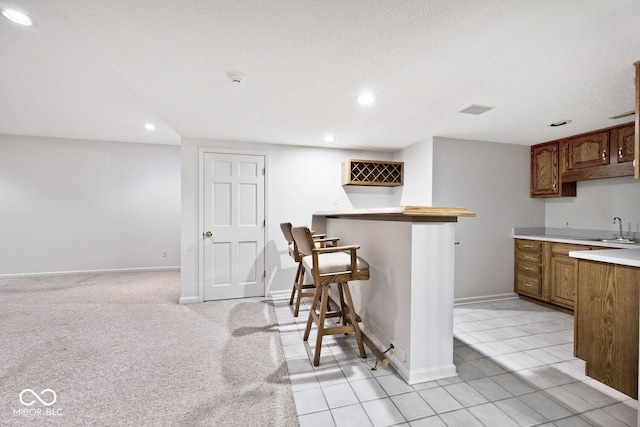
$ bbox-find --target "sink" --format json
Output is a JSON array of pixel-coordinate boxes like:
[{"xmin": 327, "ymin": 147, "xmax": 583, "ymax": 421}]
[{"xmin": 598, "ymin": 238, "xmax": 636, "ymax": 244}]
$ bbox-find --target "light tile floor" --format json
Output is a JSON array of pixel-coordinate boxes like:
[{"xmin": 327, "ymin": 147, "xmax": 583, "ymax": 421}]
[{"xmin": 273, "ymin": 297, "xmax": 638, "ymax": 427}]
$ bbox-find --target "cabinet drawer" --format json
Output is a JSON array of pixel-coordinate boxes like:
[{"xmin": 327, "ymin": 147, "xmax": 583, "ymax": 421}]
[
  {"xmin": 516, "ymin": 273, "xmax": 541, "ymax": 297},
  {"xmin": 517, "ymin": 261, "xmax": 541, "ymax": 275},
  {"xmin": 516, "ymin": 240, "xmax": 542, "ymax": 252},
  {"xmin": 551, "ymin": 243, "xmax": 589, "ymax": 256},
  {"xmin": 516, "ymin": 251, "xmax": 541, "ymax": 263}
]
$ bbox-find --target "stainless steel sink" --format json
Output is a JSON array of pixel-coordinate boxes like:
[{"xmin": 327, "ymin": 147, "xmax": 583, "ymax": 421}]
[{"xmin": 598, "ymin": 238, "xmax": 636, "ymax": 244}]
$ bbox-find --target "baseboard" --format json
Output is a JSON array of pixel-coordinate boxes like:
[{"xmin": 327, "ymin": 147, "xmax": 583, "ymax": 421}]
[
  {"xmin": 454, "ymin": 292, "xmax": 519, "ymax": 306},
  {"xmin": 0, "ymin": 266, "xmax": 181, "ymax": 279},
  {"xmin": 179, "ymin": 296, "xmax": 201, "ymax": 304},
  {"xmin": 269, "ymin": 290, "xmax": 291, "ymax": 301}
]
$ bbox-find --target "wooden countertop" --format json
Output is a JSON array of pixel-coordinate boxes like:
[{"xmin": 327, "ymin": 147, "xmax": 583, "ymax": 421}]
[{"xmin": 314, "ymin": 206, "xmax": 476, "ymax": 222}]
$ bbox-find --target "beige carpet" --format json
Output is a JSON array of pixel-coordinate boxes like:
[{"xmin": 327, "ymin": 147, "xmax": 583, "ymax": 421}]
[{"xmin": 0, "ymin": 271, "xmax": 298, "ymax": 426}]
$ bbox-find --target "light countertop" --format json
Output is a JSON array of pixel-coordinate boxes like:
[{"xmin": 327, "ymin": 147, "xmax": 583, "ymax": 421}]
[
  {"xmin": 512, "ymin": 234, "xmax": 640, "ymax": 249},
  {"xmin": 569, "ymin": 249, "xmax": 640, "ymax": 268}
]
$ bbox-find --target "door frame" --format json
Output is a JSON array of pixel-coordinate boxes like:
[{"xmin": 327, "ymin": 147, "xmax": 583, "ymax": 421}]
[{"xmin": 198, "ymin": 147, "xmax": 269, "ymax": 302}]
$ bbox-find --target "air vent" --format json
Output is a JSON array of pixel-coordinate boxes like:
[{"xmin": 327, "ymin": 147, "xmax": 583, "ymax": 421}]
[
  {"xmin": 609, "ymin": 110, "xmax": 635, "ymax": 120},
  {"xmin": 459, "ymin": 104, "xmax": 494, "ymax": 115}
]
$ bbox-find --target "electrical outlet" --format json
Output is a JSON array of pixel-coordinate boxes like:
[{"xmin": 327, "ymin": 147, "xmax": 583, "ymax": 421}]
[
  {"xmin": 162, "ymin": 251, "xmax": 168, "ymax": 258},
  {"xmin": 564, "ymin": 220, "xmax": 571, "ymax": 228}
]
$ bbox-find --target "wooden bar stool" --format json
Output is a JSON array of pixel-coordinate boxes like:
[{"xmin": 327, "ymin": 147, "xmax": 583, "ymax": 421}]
[
  {"xmin": 280, "ymin": 222, "xmax": 339, "ymax": 317},
  {"xmin": 291, "ymin": 226, "xmax": 370, "ymax": 366}
]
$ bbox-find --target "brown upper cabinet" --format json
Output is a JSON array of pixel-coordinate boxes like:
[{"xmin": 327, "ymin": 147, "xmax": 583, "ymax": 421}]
[
  {"xmin": 611, "ymin": 124, "xmax": 636, "ymax": 163},
  {"xmin": 531, "ymin": 142, "xmax": 576, "ymax": 197},
  {"xmin": 564, "ymin": 131, "xmax": 609, "ymax": 171},
  {"xmin": 635, "ymin": 60, "xmax": 639, "ymax": 179},
  {"xmin": 531, "ymin": 122, "xmax": 635, "ymax": 197}
]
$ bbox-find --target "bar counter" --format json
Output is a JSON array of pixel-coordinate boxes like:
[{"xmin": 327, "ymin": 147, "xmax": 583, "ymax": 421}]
[{"xmin": 313, "ymin": 206, "xmax": 475, "ymax": 384}]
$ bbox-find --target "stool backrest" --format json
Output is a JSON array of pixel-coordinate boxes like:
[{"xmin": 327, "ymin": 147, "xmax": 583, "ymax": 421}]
[
  {"xmin": 291, "ymin": 226, "xmax": 315, "ymax": 257},
  {"xmin": 279, "ymin": 222, "xmax": 294, "ymax": 243}
]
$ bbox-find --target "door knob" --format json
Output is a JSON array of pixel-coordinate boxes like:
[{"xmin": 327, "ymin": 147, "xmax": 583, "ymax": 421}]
[{"xmin": 203, "ymin": 231, "xmax": 213, "ymax": 238}]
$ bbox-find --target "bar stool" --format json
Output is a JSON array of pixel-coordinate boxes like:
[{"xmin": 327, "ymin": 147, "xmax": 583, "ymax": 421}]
[
  {"xmin": 280, "ymin": 223, "xmax": 339, "ymax": 317},
  {"xmin": 291, "ymin": 226, "xmax": 370, "ymax": 366}
]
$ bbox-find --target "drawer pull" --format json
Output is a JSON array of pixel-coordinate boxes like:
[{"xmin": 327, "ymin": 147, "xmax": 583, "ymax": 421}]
[
  {"xmin": 523, "ymin": 244, "xmax": 532, "ymax": 248},
  {"xmin": 525, "ymin": 283, "xmax": 532, "ymax": 287},
  {"xmin": 619, "ymin": 147, "xmax": 623, "ymax": 158},
  {"xmin": 524, "ymin": 267, "xmax": 532, "ymax": 271},
  {"xmin": 602, "ymin": 150, "xmax": 606, "ymax": 161}
]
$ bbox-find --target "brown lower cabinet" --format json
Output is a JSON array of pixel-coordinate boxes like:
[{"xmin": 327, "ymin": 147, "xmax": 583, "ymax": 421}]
[
  {"xmin": 514, "ymin": 239, "xmax": 609, "ymax": 311},
  {"xmin": 574, "ymin": 259, "xmax": 639, "ymax": 398}
]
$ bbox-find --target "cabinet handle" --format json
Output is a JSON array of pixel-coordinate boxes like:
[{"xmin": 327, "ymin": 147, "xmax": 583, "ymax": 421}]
[
  {"xmin": 601, "ymin": 150, "xmax": 606, "ymax": 161},
  {"xmin": 552, "ymin": 180, "xmax": 557, "ymax": 190},
  {"xmin": 619, "ymin": 147, "xmax": 623, "ymax": 158}
]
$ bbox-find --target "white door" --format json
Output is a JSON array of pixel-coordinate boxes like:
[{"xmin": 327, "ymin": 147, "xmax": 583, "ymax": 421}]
[{"xmin": 203, "ymin": 153, "xmax": 265, "ymax": 301}]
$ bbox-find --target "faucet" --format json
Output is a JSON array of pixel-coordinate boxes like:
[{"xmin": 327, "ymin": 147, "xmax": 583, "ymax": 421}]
[{"xmin": 612, "ymin": 217, "xmax": 623, "ymax": 239}]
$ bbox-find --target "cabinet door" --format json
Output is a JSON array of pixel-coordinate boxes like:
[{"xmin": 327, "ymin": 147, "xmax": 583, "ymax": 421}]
[
  {"xmin": 565, "ymin": 131, "xmax": 609, "ymax": 170},
  {"xmin": 575, "ymin": 260, "xmax": 639, "ymax": 398},
  {"xmin": 611, "ymin": 123, "xmax": 635, "ymax": 163},
  {"xmin": 531, "ymin": 143, "xmax": 559, "ymax": 196},
  {"xmin": 550, "ymin": 255, "xmax": 576, "ymax": 309}
]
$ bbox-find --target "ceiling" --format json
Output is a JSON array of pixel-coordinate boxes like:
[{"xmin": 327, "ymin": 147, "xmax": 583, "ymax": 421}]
[{"xmin": 1, "ymin": 1, "xmax": 639, "ymax": 150}]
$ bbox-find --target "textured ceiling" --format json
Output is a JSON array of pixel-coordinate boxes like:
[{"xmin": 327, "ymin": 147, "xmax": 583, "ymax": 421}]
[{"xmin": 0, "ymin": 0, "xmax": 639, "ymax": 149}]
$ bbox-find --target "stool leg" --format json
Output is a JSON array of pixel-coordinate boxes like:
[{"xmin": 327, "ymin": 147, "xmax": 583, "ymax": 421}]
[
  {"xmin": 342, "ymin": 282, "xmax": 366, "ymax": 359},
  {"xmin": 313, "ymin": 284, "xmax": 330, "ymax": 366},
  {"xmin": 303, "ymin": 282, "xmax": 322, "ymax": 341},
  {"xmin": 337, "ymin": 282, "xmax": 346, "ymax": 326},
  {"xmin": 289, "ymin": 262, "xmax": 302, "ymax": 306},
  {"xmin": 293, "ymin": 265, "xmax": 306, "ymax": 317}
]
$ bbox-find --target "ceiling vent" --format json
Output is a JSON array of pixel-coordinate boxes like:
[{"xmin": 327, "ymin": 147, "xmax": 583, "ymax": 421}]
[
  {"xmin": 226, "ymin": 71, "xmax": 246, "ymax": 85},
  {"xmin": 608, "ymin": 110, "xmax": 635, "ymax": 120},
  {"xmin": 459, "ymin": 104, "xmax": 494, "ymax": 115}
]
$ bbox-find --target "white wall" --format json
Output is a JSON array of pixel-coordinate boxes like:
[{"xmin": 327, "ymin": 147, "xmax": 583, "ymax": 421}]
[
  {"xmin": 545, "ymin": 176, "xmax": 640, "ymax": 237},
  {"xmin": 180, "ymin": 138, "xmax": 396, "ymax": 302},
  {"xmin": 392, "ymin": 139, "xmax": 433, "ymax": 206},
  {"xmin": 432, "ymin": 137, "xmax": 545, "ymax": 302},
  {"xmin": 0, "ymin": 134, "xmax": 181, "ymax": 275}
]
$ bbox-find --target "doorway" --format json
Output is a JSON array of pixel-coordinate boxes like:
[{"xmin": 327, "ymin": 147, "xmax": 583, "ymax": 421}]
[{"xmin": 201, "ymin": 152, "xmax": 266, "ymax": 300}]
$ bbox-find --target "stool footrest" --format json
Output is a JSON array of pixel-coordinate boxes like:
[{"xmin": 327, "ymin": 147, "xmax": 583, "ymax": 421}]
[{"xmin": 322, "ymin": 325, "xmax": 356, "ymax": 336}]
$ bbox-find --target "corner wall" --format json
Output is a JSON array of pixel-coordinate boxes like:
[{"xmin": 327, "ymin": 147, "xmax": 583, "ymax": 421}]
[
  {"xmin": 432, "ymin": 137, "xmax": 545, "ymax": 302},
  {"xmin": 392, "ymin": 139, "xmax": 433, "ymax": 206},
  {"xmin": 0, "ymin": 134, "xmax": 181, "ymax": 275},
  {"xmin": 180, "ymin": 138, "xmax": 396, "ymax": 303}
]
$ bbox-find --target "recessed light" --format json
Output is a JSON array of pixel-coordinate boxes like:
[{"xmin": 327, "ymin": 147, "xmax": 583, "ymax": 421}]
[
  {"xmin": 144, "ymin": 123, "xmax": 156, "ymax": 131},
  {"xmin": 357, "ymin": 92, "xmax": 377, "ymax": 106},
  {"xmin": 547, "ymin": 120, "xmax": 572, "ymax": 127},
  {"xmin": 2, "ymin": 8, "xmax": 33, "ymax": 26},
  {"xmin": 322, "ymin": 134, "xmax": 335, "ymax": 143}
]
